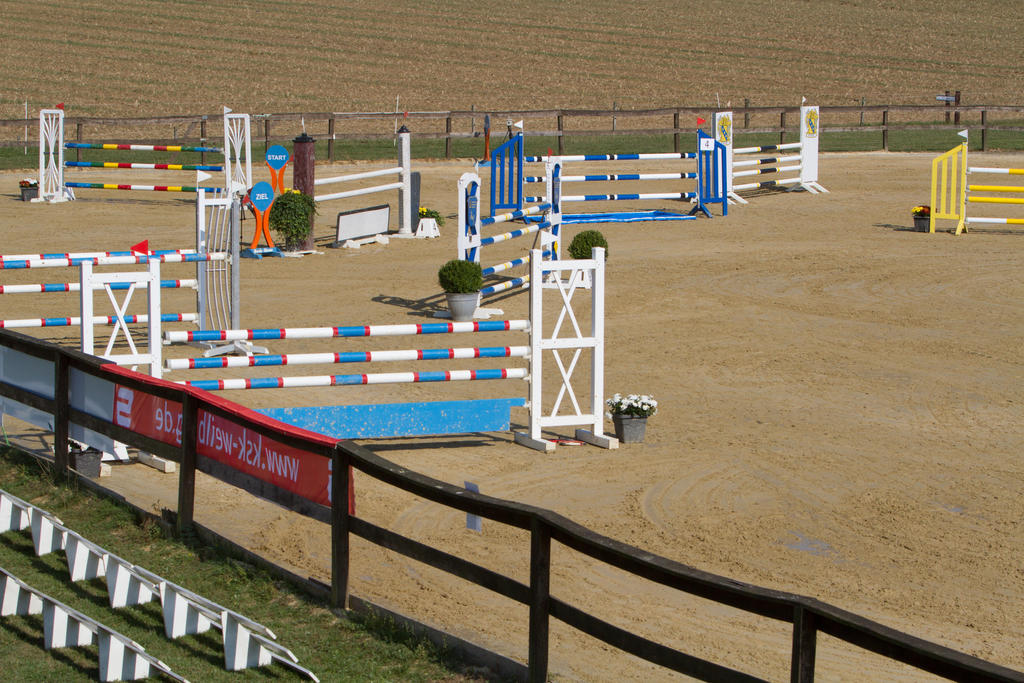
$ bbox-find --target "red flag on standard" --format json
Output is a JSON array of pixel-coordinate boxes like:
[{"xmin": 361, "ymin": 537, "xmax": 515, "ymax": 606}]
[
  {"xmin": 130, "ymin": 240, "xmax": 148, "ymax": 254},
  {"xmin": 696, "ymin": 117, "xmax": 706, "ymax": 125},
  {"xmin": 56, "ymin": 103, "xmax": 65, "ymax": 110}
]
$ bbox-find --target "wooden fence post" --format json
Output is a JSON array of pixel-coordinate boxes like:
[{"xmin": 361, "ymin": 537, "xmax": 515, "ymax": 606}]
[
  {"xmin": 328, "ymin": 116, "xmax": 335, "ymax": 162},
  {"xmin": 673, "ymin": 111, "xmax": 680, "ymax": 154},
  {"xmin": 981, "ymin": 110, "xmax": 987, "ymax": 151},
  {"xmin": 527, "ymin": 518, "xmax": 551, "ymax": 682},
  {"xmin": 791, "ymin": 605, "xmax": 817, "ymax": 682},
  {"xmin": 76, "ymin": 122, "xmax": 82, "ymax": 162},
  {"xmin": 200, "ymin": 117, "xmax": 207, "ymax": 165},
  {"xmin": 264, "ymin": 118, "xmax": 270, "ymax": 152},
  {"xmin": 882, "ymin": 109, "xmax": 889, "ymax": 151},
  {"xmin": 744, "ymin": 99, "xmax": 750, "ymax": 128},
  {"xmin": 557, "ymin": 114, "xmax": 564, "ymax": 155},
  {"xmin": 780, "ymin": 111, "xmax": 787, "ymax": 144},
  {"xmin": 445, "ymin": 114, "xmax": 452, "ymax": 159},
  {"xmin": 331, "ymin": 445, "xmax": 351, "ymax": 609},
  {"xmin": 176, "ymin": 392, "xmax": 198, "ymax": 535}
]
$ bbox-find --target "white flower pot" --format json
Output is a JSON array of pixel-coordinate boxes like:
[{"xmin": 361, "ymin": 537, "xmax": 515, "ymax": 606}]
[{"xmin": 445, "ymin": 292, "xmax": 480, "ymax": 322}]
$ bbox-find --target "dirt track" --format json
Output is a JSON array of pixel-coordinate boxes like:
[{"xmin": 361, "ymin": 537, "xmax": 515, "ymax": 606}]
[{"xmin": 2, "ymin": 152, "xmax": 1022, "ymax": 681}]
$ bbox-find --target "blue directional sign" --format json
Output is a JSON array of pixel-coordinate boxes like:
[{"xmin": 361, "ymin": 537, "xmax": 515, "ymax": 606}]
[
  {"xmin": 249, "ymin": 181, "xmax": 274, "ymax": 212},
  {"xmin": 266, "ymin": 144, "xmax": 290, "ymax": 170}
]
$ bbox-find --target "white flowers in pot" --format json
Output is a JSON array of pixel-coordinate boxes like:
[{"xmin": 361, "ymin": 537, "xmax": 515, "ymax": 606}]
[{"xmin": 605, "ymin": 393, "xmax": 658, "ymax": 418}]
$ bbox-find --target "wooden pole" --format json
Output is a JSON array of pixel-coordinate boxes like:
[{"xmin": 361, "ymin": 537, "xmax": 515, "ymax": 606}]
[
  {"xmin": 445, "ymin": 115, "xmax": 452, "ymax": 159},
  {"xmin": 527, "ymin": 518, "xmax": 551, "ymax": 681},
  {"xmin": 327, "ymin": 116, "xmax": 335, "ymax": 162},
  {"xmin": 176, "ymin": 392, "xmax": 198, "ymax": 535},
  {"xmin": 791, "ymin": 606, "xmax": 818, "ymax": 682},
  {"xmin": 330, "ymin": 446, "xmax": 352, "ymax": 609},
  {"xmin": 293, "ymin": 132, "xmax": 316, "ymax": 251}
]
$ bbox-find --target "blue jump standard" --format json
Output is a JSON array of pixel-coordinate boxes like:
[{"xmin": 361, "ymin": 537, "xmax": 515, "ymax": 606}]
[{"xmin": 258, "ymin": 398, "xmax": 526, "ymax": 440}]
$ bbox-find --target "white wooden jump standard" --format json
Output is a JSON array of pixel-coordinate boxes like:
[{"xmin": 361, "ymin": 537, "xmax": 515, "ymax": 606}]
[
  {"xmin": 713, "ymin": 105, "xmax": 827, "ymax": 204},
  {"xmin": 80, "ymin": 260, "xmax": 164, "ymax": 379},
  {"xmin": 516, "ymin": 247, "xmax": 614, "ymax": 452}
]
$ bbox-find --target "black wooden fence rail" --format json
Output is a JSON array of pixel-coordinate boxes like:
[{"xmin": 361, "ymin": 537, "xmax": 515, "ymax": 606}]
[
  {"xmin": 1, "ymin": 328, "xmax": 1021, "ymax": 683},
  {"xmin": 2, "ymin": 105, "xmax": 1023, "ymax": 159}
]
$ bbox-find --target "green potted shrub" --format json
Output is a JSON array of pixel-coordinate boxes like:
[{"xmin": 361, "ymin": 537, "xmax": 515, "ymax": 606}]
[
  {"xmin": 268, "ymin": 189, "xmax": 318, "ymax": 251},
  {"xmin": 567, "ymin": 229, "xmax": 609, "ymax": 260},
  {"xmin": 438, "ymin": 259, "xmax": 483, "ymax": 322}
]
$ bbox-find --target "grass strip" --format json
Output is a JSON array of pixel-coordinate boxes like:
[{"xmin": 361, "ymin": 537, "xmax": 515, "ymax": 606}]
[{"xmin": 0, "ymin": 445, "xmax": 485, "ymax": 682}]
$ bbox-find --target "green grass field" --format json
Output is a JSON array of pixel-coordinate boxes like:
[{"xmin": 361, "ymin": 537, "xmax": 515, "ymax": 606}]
[{"xmin": 0, "ymin": 447, "xmax": 482, "ymax": 682}]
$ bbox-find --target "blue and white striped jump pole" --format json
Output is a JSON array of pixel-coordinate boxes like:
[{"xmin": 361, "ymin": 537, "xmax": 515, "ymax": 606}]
[
  {"xmin": 180, "ymin": 367, "xmax": 529, "ymax": 392},
  {"xmin": 165, "ymin": 345, "xmax": 530, "ymax": 371},
  {"xmin": 164, "ymin": 319, "xmax": 529, "ymax": 344}
]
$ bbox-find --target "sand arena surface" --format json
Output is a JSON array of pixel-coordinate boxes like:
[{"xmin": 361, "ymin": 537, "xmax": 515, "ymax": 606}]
[{"xmin": 1, "ymin": 152, "xmax": 1022, "ymax": 681}]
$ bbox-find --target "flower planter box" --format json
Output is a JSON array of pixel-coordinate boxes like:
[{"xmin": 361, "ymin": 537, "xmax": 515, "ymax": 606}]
[{"xmin": 20, "ymin": 186, "xmax": 38, "ymax": 201}]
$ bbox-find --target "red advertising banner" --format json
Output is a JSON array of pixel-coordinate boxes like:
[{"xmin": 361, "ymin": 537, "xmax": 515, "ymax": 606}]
[{"xmin": 113, "ymin": 385, "xmax": 334, "ymax": 507}]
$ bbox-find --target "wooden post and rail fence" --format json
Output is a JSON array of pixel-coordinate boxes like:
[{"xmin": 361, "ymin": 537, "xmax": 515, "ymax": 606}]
[
  {"xmin": 0, "ymin": 328, "xmax": 1021, "ymax": 682},
  {"xmin": 2, "ymin": 103, "xmax": 1023, "ymax": 165}
]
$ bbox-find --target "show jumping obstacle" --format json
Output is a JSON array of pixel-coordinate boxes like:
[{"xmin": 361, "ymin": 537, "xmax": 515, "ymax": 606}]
[
  {"xmin": 0, "ymin": 190, "xmax": 241, "ymax": 352},
  {"xmin": 930, "ymin": 135, "xmax": 1024, "ymax": 234},
  {"xmin": 35, "ymin": 108, "xmax": 252, "ymax": 202},
  {"xmin": 310, "ymin": 126, "xmax": 415, "ymax": 236},
  {"xmin": 491, "ymin": 130, "xmax": 728, "ymax": 224},
  {"xmin": 713, "ymin": 105, "xmax": 827, "ymax": 203},
  {"xmin": 458, "ymin": 154, "xmax": 563, "ymax": 299},
  {"xmin": 156, "ymin": 249, "xmax": 614, "ymax": 452}
]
